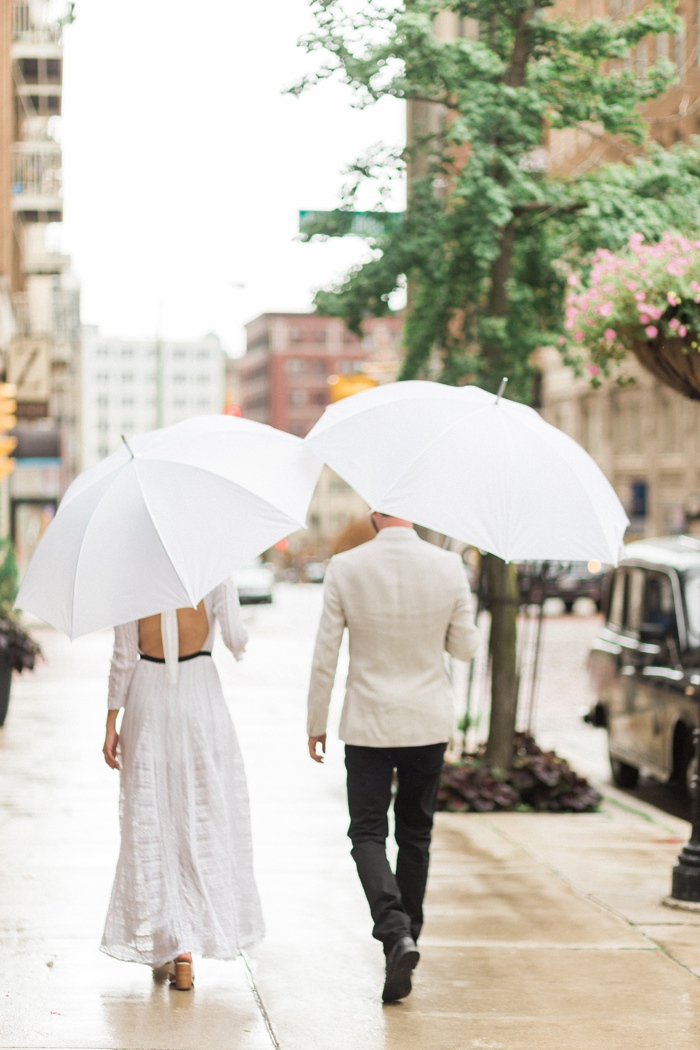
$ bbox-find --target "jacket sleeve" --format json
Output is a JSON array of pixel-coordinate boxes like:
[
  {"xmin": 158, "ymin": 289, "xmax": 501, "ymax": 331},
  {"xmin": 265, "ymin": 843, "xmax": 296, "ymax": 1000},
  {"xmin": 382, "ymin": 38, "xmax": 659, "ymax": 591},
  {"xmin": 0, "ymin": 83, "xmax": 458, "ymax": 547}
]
[
  {"xmin": 445, "ymin": 558, "xmax": 480, "ymax": 663},
  {"xmin": 212, "ymin": 578, "xmax": 249, "ymax": 660},
  {"xmin": 307, "ymin": 560, "xmax": 346, "ymax": 737},
  {"xmin": 107, "ymin": 622, "xmax": 139, "ymax": 710}
]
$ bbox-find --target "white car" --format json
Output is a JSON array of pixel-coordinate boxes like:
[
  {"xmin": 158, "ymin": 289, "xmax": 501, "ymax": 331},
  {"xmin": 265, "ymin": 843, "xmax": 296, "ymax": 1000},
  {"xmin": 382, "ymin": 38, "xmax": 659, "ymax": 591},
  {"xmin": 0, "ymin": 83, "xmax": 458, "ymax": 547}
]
[{"xmin": 232, "ymin": 559, "xmax": 275, "ymax": 604}]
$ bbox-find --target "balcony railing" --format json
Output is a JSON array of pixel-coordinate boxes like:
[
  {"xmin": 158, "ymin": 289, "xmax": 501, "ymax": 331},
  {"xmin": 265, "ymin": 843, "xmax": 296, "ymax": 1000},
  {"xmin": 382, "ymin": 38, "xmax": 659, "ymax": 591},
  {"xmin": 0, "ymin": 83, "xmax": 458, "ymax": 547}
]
[
  {"xmin": 11, "ymin": 144, "xmax": 62, "ymax": 206},
  {"xmin": 13, "ymin": 3, "xmax": 61, "ymax": 43}
]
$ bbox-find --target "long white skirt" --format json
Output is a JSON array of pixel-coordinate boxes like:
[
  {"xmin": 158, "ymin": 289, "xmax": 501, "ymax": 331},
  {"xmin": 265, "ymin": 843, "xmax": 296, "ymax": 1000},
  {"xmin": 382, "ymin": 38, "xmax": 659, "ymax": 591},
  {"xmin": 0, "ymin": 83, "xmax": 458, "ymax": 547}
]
[{"xmin": 101, "ymin": 656, "xmax": 265, "ymax": 966}]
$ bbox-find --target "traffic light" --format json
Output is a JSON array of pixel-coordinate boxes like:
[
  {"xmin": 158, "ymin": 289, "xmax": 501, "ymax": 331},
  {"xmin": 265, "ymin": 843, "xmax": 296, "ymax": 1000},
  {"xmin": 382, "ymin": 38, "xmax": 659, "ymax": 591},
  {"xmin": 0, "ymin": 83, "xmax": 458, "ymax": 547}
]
[
  {"xmin": 327, "ymin": 373, "xmax": 377, "ymax": 403},
  {"xmin": 0, "ymin": 383, "xmax": 17, "ymax": 481}
]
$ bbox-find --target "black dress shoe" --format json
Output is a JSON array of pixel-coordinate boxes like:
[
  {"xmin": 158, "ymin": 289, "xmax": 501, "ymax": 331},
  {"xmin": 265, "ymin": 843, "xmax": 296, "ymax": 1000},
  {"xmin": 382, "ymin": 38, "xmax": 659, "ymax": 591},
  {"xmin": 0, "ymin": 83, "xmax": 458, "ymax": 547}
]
[{"xmin": 382, "ymin": 936, "xmax": 420, "ymax": 1003}]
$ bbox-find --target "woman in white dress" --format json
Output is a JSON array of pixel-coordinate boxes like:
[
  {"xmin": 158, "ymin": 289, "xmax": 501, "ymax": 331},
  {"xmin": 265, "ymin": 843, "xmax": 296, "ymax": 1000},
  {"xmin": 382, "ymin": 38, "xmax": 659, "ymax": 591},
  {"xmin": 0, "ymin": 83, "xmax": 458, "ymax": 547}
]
[{"xmin": 100, "ymin": 577, "xmax": 264, "ymax": 989}]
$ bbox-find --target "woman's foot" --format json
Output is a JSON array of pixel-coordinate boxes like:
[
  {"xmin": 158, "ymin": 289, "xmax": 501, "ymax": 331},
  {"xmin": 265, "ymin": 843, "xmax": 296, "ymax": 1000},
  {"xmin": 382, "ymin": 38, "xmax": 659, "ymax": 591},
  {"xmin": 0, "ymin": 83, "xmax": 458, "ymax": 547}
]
[{"xmin": 169, "ymin": 953, "xmax": 193, "ymax": 991}]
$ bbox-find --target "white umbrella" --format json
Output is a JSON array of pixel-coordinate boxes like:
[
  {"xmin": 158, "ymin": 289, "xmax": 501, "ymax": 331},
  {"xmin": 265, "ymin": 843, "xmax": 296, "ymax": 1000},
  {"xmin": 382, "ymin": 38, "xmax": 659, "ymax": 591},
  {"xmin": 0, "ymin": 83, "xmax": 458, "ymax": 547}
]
[
  {"xmin": 305, "ymin": 381, "xmax": 628, "ymax": 563},
  {"xmin": 17, "ymin": 415, "xmax": 322, "ymax": 638}
]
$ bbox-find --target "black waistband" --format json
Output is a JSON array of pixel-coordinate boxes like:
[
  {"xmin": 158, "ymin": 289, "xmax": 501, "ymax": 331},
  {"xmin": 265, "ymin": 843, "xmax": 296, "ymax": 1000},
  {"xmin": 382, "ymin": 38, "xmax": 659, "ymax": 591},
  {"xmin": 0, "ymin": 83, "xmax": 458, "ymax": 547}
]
[{"xmin": 138, "ymin": 650, "xmax": 212, "ymax": 664}]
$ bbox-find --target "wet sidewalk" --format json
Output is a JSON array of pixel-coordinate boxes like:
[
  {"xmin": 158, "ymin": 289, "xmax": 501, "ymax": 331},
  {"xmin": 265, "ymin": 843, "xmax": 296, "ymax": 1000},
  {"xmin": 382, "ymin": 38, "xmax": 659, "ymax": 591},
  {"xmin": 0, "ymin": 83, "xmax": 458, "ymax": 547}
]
[{"xmin": 2, "ymin": 587, "xmax": 700, "ymax": 1049}]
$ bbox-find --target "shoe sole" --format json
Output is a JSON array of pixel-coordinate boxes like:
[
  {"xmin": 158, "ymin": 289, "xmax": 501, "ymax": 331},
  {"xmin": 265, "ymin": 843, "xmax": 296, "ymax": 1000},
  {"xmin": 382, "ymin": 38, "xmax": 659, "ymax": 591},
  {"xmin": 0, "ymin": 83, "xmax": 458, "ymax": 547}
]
[{"xmin": 382, "ymin": 948, "xmax": 420, "ymax": 1003}]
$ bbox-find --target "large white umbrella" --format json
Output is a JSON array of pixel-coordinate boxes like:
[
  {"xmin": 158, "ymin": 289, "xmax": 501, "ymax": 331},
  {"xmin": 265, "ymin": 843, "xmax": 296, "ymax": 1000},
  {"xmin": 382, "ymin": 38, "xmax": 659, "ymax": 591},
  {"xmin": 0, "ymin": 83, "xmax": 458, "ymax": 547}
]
[
  {"xmin": 305, "ymin": 381, "xmax": 628, "ymax": 563},
  {"xmin": 17, "ymin": 415, "xmax": 322, "ymax": 638}
]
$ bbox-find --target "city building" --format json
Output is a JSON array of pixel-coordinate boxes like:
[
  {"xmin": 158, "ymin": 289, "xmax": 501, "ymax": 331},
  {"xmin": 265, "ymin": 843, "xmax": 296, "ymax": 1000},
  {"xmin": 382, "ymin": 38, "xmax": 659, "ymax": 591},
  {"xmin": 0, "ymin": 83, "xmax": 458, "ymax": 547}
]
[
  {"xmin": 0, "ymin": 0, "xmax": 82, "ymax": 562},
  {"xmin": 80, "ymin": 331, "xmax": 225, "ymax": 470},
  {"xmin": 536, "ymin": 347, "xmax": 700, "ymax": 542},
  {"xmin": 232, "ymin": 312, "xmax": 402, "ymax": 552},
  {"xmin": 234, "ymin": 312, "xmax": 403, "ymax": 437}
]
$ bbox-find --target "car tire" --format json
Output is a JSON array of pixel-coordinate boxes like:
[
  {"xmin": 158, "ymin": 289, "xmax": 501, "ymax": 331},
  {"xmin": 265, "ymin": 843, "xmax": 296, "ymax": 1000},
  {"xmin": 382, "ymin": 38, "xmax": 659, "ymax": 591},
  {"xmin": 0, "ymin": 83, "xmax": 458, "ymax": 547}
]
[
  {"xmin": 609, "ymin": 754, "xmax": 639, "ymax": 789},
  {"xmin": 563, "ymin": 601, "xmax": 575, "ymax": 615}
]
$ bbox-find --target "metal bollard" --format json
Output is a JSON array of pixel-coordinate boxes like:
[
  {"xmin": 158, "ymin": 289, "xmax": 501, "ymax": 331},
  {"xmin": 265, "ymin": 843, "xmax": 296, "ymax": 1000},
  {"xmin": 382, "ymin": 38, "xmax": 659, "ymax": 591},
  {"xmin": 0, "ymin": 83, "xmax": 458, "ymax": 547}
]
[{"xmin": 671, "ymin": 727, "xmax": 700, "ymax": 902}]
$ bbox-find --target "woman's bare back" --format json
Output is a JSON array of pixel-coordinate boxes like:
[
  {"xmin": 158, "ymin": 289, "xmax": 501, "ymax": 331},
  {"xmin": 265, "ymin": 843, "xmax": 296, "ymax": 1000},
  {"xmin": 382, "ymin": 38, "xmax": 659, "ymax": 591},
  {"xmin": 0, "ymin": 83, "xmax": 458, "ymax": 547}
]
[{"xmin": 138, "ymin": 602, "xmax": 210, "ymax": 658}]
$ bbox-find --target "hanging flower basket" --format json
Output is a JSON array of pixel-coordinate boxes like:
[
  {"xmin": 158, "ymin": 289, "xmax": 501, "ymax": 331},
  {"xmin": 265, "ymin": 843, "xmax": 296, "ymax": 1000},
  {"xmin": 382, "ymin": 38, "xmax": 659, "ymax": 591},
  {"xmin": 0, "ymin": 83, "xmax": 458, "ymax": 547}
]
[
  {"xmin": 562, "ymin": 232, "xmax": 700, "ymax": 396},
  {"xmin": 631, "ymin": 335, "xmax": 700, "ymax": 400}
]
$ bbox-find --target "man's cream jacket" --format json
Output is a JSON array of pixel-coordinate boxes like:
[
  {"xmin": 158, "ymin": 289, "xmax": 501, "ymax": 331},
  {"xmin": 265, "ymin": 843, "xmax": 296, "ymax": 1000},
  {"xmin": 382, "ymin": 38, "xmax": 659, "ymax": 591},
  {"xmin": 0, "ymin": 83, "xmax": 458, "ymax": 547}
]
[{"xmin": 307, "ymin": 527, "xmax": 480, "ymax": 748}]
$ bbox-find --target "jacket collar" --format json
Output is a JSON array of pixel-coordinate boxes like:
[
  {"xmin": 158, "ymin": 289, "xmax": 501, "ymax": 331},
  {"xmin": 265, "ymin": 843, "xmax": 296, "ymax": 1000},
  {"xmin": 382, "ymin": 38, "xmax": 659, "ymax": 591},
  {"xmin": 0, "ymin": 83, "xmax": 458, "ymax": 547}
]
[{"xmin": 374, "ymin": 526, "xmax": 418, "ymax": 541}]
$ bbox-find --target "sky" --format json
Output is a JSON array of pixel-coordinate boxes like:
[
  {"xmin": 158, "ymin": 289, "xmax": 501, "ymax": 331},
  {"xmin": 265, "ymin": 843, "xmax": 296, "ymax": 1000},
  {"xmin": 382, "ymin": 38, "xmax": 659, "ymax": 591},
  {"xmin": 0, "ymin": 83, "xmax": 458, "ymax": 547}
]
[{"xmin": 59, "ymin": 0, "xmax": 406, "ymax": 356}]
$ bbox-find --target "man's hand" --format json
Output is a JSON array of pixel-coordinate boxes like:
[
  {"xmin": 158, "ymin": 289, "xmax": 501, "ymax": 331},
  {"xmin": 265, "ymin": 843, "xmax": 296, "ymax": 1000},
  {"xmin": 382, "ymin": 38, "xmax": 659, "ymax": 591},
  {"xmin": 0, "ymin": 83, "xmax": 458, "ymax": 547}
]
[{"xmin": 308, "ymin": 734, "xmax": 327, "ymax": 763}]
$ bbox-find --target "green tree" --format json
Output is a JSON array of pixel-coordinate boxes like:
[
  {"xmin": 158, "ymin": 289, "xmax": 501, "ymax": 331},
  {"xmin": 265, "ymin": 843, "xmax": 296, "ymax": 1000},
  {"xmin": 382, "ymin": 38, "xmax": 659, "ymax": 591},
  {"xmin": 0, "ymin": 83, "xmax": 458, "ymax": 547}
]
[{"xmin": 296, "ymin": 0, "xmax": 680, "ymax": 771}]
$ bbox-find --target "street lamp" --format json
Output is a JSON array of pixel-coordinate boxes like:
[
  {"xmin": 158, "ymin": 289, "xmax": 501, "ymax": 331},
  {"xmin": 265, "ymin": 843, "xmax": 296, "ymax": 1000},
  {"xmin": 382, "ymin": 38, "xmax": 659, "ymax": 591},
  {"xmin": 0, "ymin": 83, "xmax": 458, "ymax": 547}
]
[{"xmin": 669, "ymin": 727, "xmax": 700, "ymax": 903}]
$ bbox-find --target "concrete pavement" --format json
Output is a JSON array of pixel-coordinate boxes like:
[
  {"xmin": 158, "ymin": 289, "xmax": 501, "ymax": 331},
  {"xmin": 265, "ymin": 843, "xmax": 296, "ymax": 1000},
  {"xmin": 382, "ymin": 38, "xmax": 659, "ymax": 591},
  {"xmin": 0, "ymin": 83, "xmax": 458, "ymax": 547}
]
[{"xmin": 1, "ymin": 584, "xmax": 700, "ymax": 1048}]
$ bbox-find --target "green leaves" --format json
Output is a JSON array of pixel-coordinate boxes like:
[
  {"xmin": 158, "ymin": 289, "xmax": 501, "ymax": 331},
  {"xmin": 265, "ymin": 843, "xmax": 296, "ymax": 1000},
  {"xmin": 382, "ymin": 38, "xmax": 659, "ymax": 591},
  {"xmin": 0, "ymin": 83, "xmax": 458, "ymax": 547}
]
[{"xmin": 300, "ymin": 0, "xmax": 687, "ymax": 400}]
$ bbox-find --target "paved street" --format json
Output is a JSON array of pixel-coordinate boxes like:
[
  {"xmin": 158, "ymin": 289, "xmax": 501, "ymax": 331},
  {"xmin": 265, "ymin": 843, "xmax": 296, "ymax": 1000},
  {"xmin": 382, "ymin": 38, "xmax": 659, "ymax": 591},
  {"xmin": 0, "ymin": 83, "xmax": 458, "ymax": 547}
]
[{"xmin": 2, "ymin": 582, "xmax": 700, "ymax": 1049}]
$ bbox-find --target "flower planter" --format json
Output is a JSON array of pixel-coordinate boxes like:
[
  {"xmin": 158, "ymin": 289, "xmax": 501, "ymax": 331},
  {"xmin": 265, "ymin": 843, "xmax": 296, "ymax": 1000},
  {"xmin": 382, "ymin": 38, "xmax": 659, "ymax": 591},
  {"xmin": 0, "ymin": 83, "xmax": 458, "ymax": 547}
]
[
  {"xmin": 632, "ymin": 337, "xmax": 700, "ymax": 401},
  {"xmin": 0, "ymin": 654, "xmax": 12, "ymax": 727}
]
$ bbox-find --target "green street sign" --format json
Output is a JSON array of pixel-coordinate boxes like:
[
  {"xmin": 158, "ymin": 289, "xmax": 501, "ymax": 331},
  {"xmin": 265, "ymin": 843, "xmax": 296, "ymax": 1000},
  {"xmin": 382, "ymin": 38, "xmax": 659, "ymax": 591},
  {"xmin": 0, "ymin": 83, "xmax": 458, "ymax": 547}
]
[{"xmin": 299, "ymin": 210, "xmax": 404, "ymax": 239}]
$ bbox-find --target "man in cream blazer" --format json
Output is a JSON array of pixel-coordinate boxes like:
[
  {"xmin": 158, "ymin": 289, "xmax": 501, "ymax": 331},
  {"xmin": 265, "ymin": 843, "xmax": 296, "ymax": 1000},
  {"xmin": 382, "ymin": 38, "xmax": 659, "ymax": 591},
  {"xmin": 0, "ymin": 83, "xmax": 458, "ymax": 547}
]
[{"xmin": 307, "ymin": 512, "xmax": 480, "ymax": 1002}]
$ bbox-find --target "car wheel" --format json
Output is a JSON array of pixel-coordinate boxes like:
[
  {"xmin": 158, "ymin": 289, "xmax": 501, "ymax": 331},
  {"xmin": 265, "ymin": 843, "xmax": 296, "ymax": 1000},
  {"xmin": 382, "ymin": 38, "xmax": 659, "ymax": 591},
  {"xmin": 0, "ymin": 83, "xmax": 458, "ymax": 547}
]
[
  {"xmin": 563, "ymin": 601, "xmax": 575, "ymax": 615},
  {"xmin": 609, "ymin": 753, "xmax": 639, "ymax": 789},
  {"xmin": 594, "ymin": 599, "xmax": 603, "ymax": 612}
]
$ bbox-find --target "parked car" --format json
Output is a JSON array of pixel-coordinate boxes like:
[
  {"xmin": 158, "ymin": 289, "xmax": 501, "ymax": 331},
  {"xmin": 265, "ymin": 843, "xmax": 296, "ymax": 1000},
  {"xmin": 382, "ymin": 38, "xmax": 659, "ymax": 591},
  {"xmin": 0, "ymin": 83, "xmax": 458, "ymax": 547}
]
[
  {"xmin": 231, "ymin": 559, "xmax": 275, "ymax": 604},
  {"xmin": 517, "ymin": 560, "xmax": 608, "ymax": 613},
  {"xmin": 304, "ymin": 561, "xmax": 327, "ymax": 584},
  {"xmin": 586, "ymin": 535, "xmax": 700, "ymax": 794}
]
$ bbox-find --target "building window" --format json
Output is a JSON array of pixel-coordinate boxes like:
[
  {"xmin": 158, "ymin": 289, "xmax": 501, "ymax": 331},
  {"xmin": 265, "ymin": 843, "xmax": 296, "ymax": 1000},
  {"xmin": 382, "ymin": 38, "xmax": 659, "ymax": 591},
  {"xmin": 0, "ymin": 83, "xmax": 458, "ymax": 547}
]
[
  {"xmin": 314, "ymin": 328, "xmax": 327, "ymax": 345},
  {"xmin": 312, "ymin": 390, "xmax": 327, "ymax": 406},
  {"xmin": 121, "ymin": 347, "xmax": 134, "ymax": 357},
  {"xmin": 121, "ymin": 372, "xmax": 134, "ymax": 382},
  {"xmin": 286, "ymin": 358, "xmax": 303, "ymax": 375},
  {"xmin": 290, "ymin": 327, "xmax": 302, "ymax": 343},
  {"xmin": 289, "ymin": 389, "xmax": 307, "ymax": 405},
  {"xmin": 173, "ymin": 349, "xmax": 186, "ymax": 359},
  {"xmin": 173, "ymin": 374, "xmax": 186, "ymax": 384}
]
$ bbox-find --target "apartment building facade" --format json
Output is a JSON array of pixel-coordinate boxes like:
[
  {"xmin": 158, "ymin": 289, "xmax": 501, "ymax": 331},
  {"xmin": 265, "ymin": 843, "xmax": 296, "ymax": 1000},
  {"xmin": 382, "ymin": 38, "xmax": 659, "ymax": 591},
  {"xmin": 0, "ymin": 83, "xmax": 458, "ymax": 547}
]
[
  {"xmin": 234, "ymin": 312, "xmax": 403, "ymax": 437},
  {"xmin": 81, "ymin": 331, "xmax": 225, "ymax": 470},
  {"xmin": 0, "ymin": 0, "xmax": 81, "ymax": 566}
]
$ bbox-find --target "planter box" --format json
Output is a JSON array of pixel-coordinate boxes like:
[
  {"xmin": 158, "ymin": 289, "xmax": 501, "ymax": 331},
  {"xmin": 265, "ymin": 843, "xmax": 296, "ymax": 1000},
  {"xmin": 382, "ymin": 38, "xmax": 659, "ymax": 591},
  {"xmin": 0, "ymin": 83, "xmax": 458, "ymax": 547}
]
[{"xmin": 632, "ymin": 337, "xmax": 700, "ymax": 400}]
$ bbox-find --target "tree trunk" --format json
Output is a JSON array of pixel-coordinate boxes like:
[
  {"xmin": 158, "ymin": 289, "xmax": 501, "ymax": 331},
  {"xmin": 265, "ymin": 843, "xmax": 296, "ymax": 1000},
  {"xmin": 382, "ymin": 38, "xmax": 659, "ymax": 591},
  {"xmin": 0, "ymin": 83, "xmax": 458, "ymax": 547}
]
[{"xmin": 484, "ymin": 554, "xmax": 519, "ymax": 774}]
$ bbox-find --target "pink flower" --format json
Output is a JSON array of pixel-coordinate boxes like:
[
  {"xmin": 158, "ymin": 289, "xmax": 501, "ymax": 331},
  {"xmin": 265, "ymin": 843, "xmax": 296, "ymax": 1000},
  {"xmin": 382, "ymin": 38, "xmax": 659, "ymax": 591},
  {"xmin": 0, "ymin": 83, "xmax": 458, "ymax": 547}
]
[
  {"xmin": 574, "ymin": 331, "xmax": 584, "ymax": 342},
  {"xmin": 679, "ymin": 325, "xmax": 688, "ymax": 338},
  {"xmin": 565, "ymin": 320, "xmax": 574, "ymax": 330},
  {"xmin": 645, "ymin": 325, "xmax": 658, "ymax": 338},
  {"xmin": 567, "ymin": 274, "xmax": 579, "ymax": 287},
  {"xmin": 588, "ymin": 364, "xmax": 600, "ymax": 376},
  {"xmin": 627, "ymin": 281, "xmax": 638, "ymax": 291},
  {"xmin": 557, "ymin": 336, "xmax": 566, "ymax": 345},
  {"xmin": 639, "ymin": 314, "xmax": 650, "ymax": 324},
  {"xmin": 634, "ymin": 291, "xmax": 646, "ymax": 301},
  {"xmin": 669, "ymin": 318, "xmax": 680, "ymax": 331},
  {"xmin": 668, "ymin": 293, "xmax": 679, "ymax": 305},
  {"xmin": 604, "ymin": 328, "xmax": 616, "ymax": 341},
  {"xmin": 692, "ymin": 281, "xmax": 700, "ymax": 293},
  {"xmin": 600, "ymin": 301, "xmax": 613, "ymax": 316}
]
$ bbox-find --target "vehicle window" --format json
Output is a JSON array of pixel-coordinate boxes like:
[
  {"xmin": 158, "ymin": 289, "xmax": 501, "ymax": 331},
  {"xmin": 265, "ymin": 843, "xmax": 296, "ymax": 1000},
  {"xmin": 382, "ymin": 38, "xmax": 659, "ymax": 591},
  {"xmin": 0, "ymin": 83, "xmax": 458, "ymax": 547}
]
[
  {"xmin": 685, "ymin": 574, "xmax": 700, "ymax": 646},
  {"xmin": 644, "ymin": 572, "xmax": 678, "ymax": 637},
  {"xmin": 626, "ymin": 568, "xmax": 645, "ymax": 632},
  {"xmin": 608, "ymin": 569, "xmax": 626, "ymax": 629}
]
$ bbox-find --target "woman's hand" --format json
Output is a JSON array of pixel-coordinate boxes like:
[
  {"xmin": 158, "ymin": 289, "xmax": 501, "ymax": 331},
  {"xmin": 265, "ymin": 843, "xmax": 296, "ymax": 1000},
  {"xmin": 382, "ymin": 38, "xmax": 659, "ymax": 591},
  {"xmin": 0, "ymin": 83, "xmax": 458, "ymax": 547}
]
[{"xmin": 103, "ymin": 710, "xmax": 120, "ymax": 770}]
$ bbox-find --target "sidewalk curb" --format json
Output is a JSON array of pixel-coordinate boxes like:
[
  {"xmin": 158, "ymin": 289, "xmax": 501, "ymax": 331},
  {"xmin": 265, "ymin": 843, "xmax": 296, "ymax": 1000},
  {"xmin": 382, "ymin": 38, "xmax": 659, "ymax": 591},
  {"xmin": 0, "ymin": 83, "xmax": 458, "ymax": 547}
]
[{"xmin": 594, "ymin": 780, "xmax": 691, "ymax": 838}]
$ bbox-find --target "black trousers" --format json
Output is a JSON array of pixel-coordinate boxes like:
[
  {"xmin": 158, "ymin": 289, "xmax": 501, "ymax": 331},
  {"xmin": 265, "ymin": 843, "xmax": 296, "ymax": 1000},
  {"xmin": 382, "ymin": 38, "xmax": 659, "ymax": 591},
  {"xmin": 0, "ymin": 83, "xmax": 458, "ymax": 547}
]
[{"xmin": 345, "ymin": 742, "xmax": 447, "ymax": 953}]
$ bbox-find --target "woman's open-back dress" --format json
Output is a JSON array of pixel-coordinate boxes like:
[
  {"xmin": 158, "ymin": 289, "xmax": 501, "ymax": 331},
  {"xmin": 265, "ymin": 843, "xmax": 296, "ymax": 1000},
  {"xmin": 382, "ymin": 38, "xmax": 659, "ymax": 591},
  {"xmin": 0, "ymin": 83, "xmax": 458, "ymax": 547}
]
[{"xmin": 100, "ymin": 578, "xmax": 265, "ymax": 966}]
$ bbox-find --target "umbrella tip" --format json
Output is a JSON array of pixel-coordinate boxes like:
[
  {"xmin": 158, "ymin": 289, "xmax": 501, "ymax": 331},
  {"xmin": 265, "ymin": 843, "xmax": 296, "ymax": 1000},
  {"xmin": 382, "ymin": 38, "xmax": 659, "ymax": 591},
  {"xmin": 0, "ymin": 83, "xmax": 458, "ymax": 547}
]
[
  {"xmin": 121, "ymin": 434, "xmax": 135, "ymax": 459},
  {"xmin": 495, "ymin": 377, "xmax": 508, "ymax": 404}
]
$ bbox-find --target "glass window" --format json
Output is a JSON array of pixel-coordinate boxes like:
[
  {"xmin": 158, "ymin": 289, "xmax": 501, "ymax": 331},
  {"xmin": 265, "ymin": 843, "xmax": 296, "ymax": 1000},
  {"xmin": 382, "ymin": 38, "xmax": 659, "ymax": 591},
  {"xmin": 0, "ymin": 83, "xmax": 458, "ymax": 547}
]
[
  {"xmin": 644, "ymin": 572, "xmax": 678, "ymax": 636},
  {"xmin": 608, "ymin": 569, "xmax": 626, "ymax": 629}
]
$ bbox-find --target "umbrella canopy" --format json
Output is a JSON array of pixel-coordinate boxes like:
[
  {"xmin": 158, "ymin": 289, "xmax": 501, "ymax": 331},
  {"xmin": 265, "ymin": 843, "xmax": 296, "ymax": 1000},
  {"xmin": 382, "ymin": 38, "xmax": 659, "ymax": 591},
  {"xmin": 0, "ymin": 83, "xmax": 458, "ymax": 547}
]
[
  {"xmin": 305, "ymin": 381, "xmax": 628, "ymax": 564},
  {"xmin": 17, "ymin": 415, "xmax": 322, "ymax": 638}
]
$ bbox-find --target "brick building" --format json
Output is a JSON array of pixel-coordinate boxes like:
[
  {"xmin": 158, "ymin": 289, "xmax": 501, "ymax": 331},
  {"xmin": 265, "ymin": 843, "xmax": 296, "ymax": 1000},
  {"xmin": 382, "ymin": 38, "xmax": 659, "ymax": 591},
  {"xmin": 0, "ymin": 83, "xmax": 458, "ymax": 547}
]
[{"xmin": 233, "ymin": 312, "xmax": 402, "ymax": 438}]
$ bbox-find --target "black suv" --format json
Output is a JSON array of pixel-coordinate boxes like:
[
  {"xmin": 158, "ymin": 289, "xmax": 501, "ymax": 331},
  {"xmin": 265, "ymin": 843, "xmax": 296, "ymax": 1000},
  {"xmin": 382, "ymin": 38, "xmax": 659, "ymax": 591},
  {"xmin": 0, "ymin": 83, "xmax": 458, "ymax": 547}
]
[{"xmin": 587, "ymin": 536, "xmax": 700, "ymax": 794}]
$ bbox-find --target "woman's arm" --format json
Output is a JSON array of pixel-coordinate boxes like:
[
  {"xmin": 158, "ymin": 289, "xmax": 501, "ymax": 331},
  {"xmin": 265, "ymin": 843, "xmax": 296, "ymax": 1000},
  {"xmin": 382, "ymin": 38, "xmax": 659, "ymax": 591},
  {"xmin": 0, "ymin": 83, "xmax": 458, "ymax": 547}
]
[
  {"xmin": 212, "ymin": 577, "xmax": 249, "ymax": 659},
  {"xmin": 107, "ymin": 622, "xmax": 138, "ymax": 710},
  {"xmin": 103, "ymin": 708, "xmax": 120, "ymax": 770}
]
